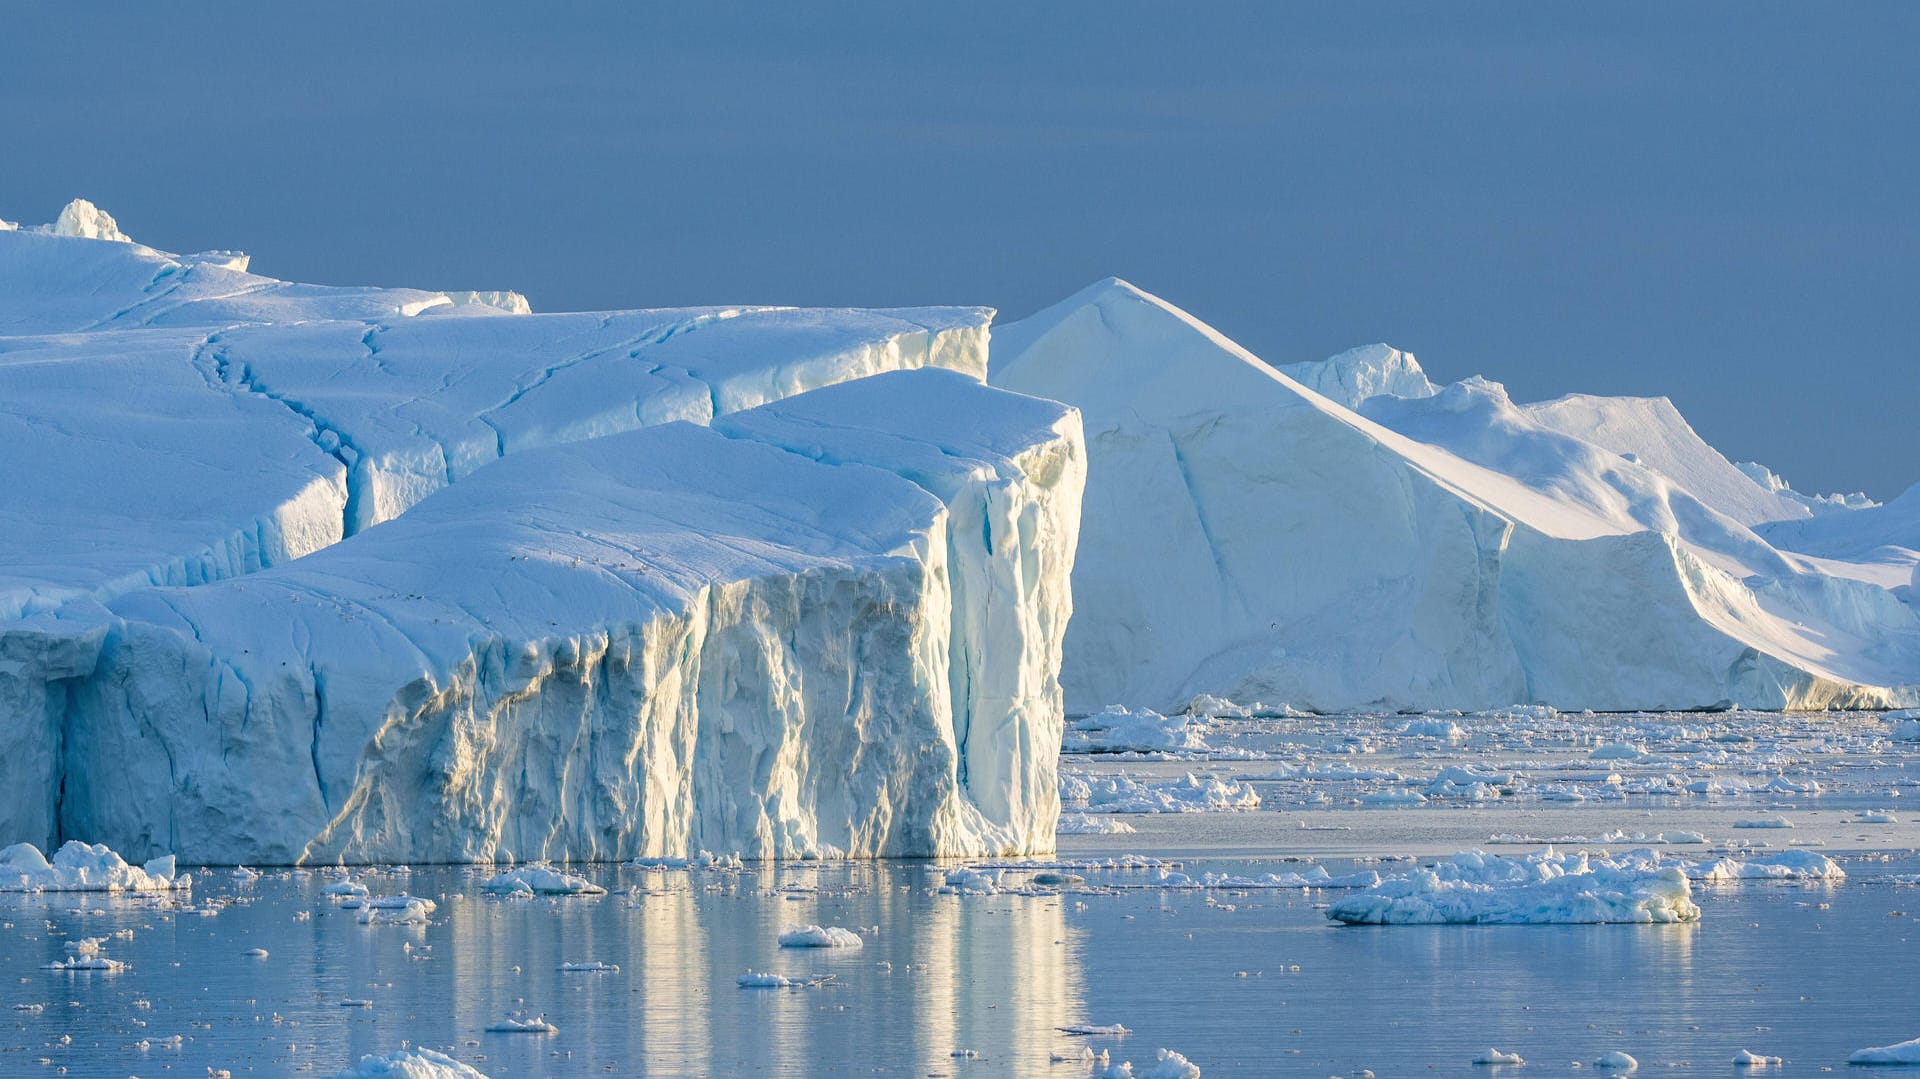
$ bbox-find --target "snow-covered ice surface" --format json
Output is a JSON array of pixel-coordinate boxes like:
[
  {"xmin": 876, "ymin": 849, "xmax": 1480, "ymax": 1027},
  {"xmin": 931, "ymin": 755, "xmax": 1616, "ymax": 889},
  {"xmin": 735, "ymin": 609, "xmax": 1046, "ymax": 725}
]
[
  {"xmin": 990, "ymin": 278, "xmax": 1920, "ymax": 714},
  {"xmin": 1, "ymin": 203, "xmax": 1081, "ymax": 864}
]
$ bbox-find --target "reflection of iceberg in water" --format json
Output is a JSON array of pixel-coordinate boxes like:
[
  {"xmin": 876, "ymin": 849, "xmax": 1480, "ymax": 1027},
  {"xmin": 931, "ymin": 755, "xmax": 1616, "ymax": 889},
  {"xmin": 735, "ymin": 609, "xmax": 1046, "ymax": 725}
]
[
  {"xmin": 629, "ymin": 877, "xmax": 712, "ymax": 1075},
  {"xmin": 914, "ymin": 876, "xmax": 1084, "ymax": 1072}
]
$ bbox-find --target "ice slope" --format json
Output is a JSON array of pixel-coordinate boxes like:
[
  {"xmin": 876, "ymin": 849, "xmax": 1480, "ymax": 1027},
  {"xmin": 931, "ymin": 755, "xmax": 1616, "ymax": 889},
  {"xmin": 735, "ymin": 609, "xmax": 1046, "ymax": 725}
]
[
  {"xmin": 1758, "ymin": 482, "xmax": 1920, "ymax": 570},
  {"xmin": 1522, "ymin": 392, "xmax": 1808, "ymax": 526},
  {"xmin": 1736, "ymin": 460, "xmax": 1879, "ymax": 516},
  {"xmin": 58, "ymin": 374, "xmax": 1081, "ymax": 864},
  {"xmin": 990, "ymin": 278, "xmax": 1919, "ymax": 714}
]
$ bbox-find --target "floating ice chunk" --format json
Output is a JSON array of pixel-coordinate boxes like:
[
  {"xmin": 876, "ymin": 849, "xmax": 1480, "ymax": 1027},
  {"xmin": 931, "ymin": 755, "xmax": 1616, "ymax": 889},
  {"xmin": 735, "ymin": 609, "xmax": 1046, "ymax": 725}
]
[
  {"xmin": 1072, "ymin": 773, "xmax": 1260, "ymax": 814},
  {"xmin": 777, "ymin": 925, "xmax": 863, "ymax": 949},
  {"xmin": 558, "ymin": 961, "xmax": 619, "ymax": 973},
  {"xmin": 736, "ymin": 970, "xmax": 834, "ymax": 989},
  {"xmin": 1850, "ymin": 810, "xmax": 1899, "ymax": 824},
  {"xmin": 1732, "ymin": 1049, "xmax": 1782, "ymax": 1067},
  {"xmin": 1732, "ymin": 817, "xmax": 1795, "ymax": 830},
  {"xmin": 1360, "ymin": 789, "xmax": 1427, "ymax": 806},
  {"xmin": 0, "ymin": 841, "xmax": 189, "ymax": 892},
  {"xmin": 1890, "ymin": 711, "xmax": 1920, "ymax": 741},
  {"xmin": 242, "ymin": 948, "xmax": 269, "ymax": 959},
  {"xmin": 1594, "ymin": 1051, "xmax": 1638, "ymax": 1070},
  {"xmin": 1691, "ymin": 851, "xmax": 1844, "ymax": 882},
  {"xmin": 339, "ymin": 999, "xmax": 374, "ymax": 1008},
  {"xmin": 485, "ymin": 1013, "xmax": 559, "ymax": 1034},
  {"xmin": 1056, "ymin": 814, "xmax": 1138, "ymax": 835},
  {"xmin": 480, "ymin": 867, "xmax": 606, "ymax": 897},
  {"xmin": 1099, "ymin": 1047, "xmax": 1203, "ymax": 1078},
  {"xmin": 1326, "ymin": 849, "xmax": 1701, "ymax": 925},
  {"xmin": 330, "ymin": 1048, "xmax": 492, "ymax": 1078},
  {"xmin": 356, "ymin": 896, "xmax": 436, "ymax": 925},
  {"xmin": 1473, "ymin": 1049, "xmax": 1526, "ymax": 1066},
  {"xmin": 941, "ymin": 868, "xmax": 1001, "ymax": 895},
  {"xmin": 1066, "ymin": 706, "xmax": 1212, "ymax": 754},
  {"xmin": 1058, "ymin": 1023, "xmax": 1131, "ymax": 1036},
  {"xmin": 44, "ymin": 954, "xmax": 126, "ymax": 972},
  {"xmin": 1589, "ymin": 743, "xmax": 1647, "ymax": 760},
  {"xmin": 1851, "ymin": 1036, "xmax": 1920, "ymax": 1065},
  {"xmin": 1399, "ymin": 718, "xmax": 1466, "ymax": 742},
  {"xmin": 324, "ymin": 875, "xmax": 371, "ymax": 899}
]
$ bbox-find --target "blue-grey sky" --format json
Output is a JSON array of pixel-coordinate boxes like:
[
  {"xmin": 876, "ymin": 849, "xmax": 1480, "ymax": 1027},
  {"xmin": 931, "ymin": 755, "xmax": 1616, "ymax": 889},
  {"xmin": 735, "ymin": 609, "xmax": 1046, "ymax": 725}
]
[{"xmin": 4, "ymin": 3, "xmax": 1915, "ymax": 498}]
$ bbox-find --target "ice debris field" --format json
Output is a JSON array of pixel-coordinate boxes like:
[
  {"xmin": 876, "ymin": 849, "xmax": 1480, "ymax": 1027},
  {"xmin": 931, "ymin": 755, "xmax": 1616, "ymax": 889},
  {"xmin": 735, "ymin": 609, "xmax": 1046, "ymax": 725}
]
[{"xmin": 2, "ymin": 202, "xmax": 1919, "ymax": 1074}]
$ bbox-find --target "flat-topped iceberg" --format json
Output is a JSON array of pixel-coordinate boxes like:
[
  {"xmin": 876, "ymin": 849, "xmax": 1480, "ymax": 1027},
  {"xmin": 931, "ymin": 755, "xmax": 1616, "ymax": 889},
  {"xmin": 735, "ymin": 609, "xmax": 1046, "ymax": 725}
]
[{"xmin": 1, "ymin": 203, "xmax": 1080, "ymax": 864}]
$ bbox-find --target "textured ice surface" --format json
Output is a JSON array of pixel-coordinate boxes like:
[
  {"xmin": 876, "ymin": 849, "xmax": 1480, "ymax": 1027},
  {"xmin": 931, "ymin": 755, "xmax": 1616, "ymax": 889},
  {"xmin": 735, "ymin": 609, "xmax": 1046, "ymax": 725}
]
[
  {"xmin": 1324, "ymin": 848, "xmax": 1701, "ymax": 925},
  {"xmin": 0, "ymin": 204, "xmax": 1075, "ymax": 864},
  {"xmin": 991, "ymin": 278, "xmax": 1920, "ymax": 713}
]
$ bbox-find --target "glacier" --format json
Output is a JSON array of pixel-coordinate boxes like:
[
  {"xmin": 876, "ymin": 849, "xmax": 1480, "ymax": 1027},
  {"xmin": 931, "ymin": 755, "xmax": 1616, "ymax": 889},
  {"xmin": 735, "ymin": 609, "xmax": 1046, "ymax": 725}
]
[
  {"xmin": 0, "ymin": 202, "xmax": 1080, "ymax": 862},
  {"xmin": 990, "ymin": 277, "xmax": 1919, "ymax": 714}
]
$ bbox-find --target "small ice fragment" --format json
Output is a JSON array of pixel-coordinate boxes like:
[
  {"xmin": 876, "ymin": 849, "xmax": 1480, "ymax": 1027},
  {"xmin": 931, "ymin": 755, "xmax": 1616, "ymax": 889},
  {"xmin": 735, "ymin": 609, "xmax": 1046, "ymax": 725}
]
[
  {"xmin": 1732, "ymin": 1049, "xmax": 1781, "ymax": 1067},
  {"xmin": 1594, "ymin": 1051, "xmax": 1637, "ymax": 1070},
  {"xmin": 1474, "ymin": 1049, "xmax": 1525, "ymax": 1066},
  {"xmin": 243, "ymin": 948, "xmax": 269, "ymax": 958},
  {"xmin": 1058, "ymin": 1023, "xmax": 1131, "ymax": 1036},
  {"xmin": 558, "ymin": 961, "xmax": 619, "ymax": 973},
  {"xmin": 1732, "ymin": 817, "xmax": 1794, "ymax": 830},
  {"xmin": 485, "ymin": 1012, "xmax": 558, "ymax": 1034},
  {"xmin": 777, "ymin": 925, "xmax": 863, "ymax": 948},
  {"xmin": 329, "ymin": 1047, "xmax": 492, "ymax": 1078}
]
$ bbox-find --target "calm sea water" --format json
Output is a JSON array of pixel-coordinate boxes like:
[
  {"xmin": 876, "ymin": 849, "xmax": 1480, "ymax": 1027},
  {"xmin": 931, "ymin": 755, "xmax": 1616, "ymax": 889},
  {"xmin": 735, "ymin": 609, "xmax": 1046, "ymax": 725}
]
[{"xmin": 3, "ymin": 854, "xmax": 1916, "ymax": 1077}]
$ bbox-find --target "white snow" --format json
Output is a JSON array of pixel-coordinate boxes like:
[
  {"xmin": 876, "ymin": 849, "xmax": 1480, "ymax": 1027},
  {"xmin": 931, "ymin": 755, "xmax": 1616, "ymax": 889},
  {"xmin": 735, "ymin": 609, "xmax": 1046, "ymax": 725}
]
[
  {"xmin": 1324, "ymin": 848, "xmax": 1701, "ymax": 925},
  {"xmin": 1889, "ymin": 710, "xmax": 1920, "ymax": 741},
  {"xmin": 777, "ymin": 925, "xmax": 863, "ymax": 948},
  {"xmin": 990, "ymin": 277, "xmax": 1920, "ymax": 715},
  {"xmin": 330, "ymin": 1049, "xmax": 491, "ymax": 1079},
  {"xmin": 1732, "ymin": 1049, "xmax": 1782, "ymax": 1067},
  {"xmin": 1473, "ymin": 1049, "xmax": 1526, "ymax": 1066}
]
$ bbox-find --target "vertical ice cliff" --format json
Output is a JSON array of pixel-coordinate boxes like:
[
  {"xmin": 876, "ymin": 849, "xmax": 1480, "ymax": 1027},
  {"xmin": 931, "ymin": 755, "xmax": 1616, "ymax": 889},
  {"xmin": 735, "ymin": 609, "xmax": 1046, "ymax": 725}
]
[
  {"xmin": 2, "ymin": 203, "xmax": 1058, "ymax": 861},
  {"xmin": 54, "ymin": 377, "xmax": 1081, "ymax": 865},
  {"xmin": 990, "ymin": 278, "xmax": 1920, "ymax": 713}
]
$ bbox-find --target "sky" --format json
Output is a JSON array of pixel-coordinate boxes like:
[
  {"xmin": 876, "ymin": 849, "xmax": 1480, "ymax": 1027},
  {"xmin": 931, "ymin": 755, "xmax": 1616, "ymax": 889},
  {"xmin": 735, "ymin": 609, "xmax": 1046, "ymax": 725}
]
[{"xmin": 3, "ymin": 3, "xmax": 1915, "ymax": 498}]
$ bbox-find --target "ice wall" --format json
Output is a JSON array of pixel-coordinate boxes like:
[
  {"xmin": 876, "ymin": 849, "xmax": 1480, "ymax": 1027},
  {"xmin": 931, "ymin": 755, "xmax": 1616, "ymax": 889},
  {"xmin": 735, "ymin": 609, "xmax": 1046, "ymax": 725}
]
[
  {"xmin": 56, "ymin": 378, "xmax": 1081, "ymax": 865},
  {"xmin": 2, "ymin": 203, "xmax": 1044, "ymax": 861}
]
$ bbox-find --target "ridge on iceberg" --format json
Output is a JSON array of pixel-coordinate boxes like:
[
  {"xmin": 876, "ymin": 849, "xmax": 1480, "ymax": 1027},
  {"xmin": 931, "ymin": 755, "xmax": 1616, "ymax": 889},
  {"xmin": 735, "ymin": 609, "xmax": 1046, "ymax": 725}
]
[
  {"xmin": 989, "ymin": 277, "xmax": 1920, "ymax": 714},
  {"xmin": 1277, "ymin": 342, "xmax": 1436, "ymax": 409}
]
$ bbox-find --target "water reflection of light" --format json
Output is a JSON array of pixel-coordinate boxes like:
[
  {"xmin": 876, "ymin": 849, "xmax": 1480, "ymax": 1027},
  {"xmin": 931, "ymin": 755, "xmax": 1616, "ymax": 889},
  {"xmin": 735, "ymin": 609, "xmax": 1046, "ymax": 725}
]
[
  {"xmin": 630, "ymin": 871, "xmax": 712, "ymax": 1075},
  {"xmin": 913, "ymin": 870, "xmax": 1084, "ymax": 1073}
]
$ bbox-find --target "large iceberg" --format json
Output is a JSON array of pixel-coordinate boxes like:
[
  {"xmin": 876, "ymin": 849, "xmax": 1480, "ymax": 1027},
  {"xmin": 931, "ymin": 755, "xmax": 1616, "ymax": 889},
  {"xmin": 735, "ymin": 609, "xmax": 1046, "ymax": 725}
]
[
  {"xmin": 990, "ymin": 278, "xmax": 1919, "ymax": 714},
  {"xmin": 1, "ymin": 203, "xmax": 1079, "ymax": 862}
]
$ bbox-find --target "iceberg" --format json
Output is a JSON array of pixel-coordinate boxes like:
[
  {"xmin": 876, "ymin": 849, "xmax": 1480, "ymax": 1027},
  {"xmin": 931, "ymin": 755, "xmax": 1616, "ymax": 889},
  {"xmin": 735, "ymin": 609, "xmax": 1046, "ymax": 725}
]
[
  {"xmin": 990, "ymin": 278, "xmax": 1920, "ymax": 714},
  {"xmin": 1, "ymin": 203, "xmax": 1079, "ymax": 864}
]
